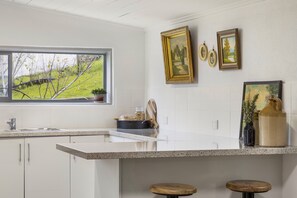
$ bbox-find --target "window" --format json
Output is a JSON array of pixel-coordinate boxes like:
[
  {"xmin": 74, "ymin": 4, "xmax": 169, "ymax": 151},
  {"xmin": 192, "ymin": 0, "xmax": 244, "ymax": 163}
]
[{"xmin": 0, "ymin": 47, "xmax": 112, "ymax": 103}]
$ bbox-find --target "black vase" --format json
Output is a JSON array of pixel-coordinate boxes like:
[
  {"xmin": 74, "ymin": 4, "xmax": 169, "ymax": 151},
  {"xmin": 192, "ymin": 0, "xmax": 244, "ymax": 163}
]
[{"xmin": 244, "ymin": 122, "xmax": 255, "ymax": 146}]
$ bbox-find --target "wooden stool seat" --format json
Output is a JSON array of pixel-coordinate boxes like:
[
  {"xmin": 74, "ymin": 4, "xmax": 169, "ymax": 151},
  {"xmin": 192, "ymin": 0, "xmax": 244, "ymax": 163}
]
[
  {"xmin": 226, "ymin": 180, "xmax": 271, "ymax": 198},
  {"xmin": 150, "ymin": 183, "xmax": 197, "ymax": 197},
  {"xmin": 226, "ymin": 180, "xmax": 271, "ymax": 193}
]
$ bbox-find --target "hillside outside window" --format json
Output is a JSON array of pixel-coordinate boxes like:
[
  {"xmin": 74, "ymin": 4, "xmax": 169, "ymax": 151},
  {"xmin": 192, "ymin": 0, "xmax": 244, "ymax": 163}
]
[{"xmin": 0, "ymin": 47, "xmax": 112, "ymax": 103}]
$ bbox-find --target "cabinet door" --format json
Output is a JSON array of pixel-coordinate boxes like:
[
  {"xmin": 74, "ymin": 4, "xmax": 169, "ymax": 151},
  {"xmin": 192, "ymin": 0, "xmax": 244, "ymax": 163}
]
[
  {"xmin": 70, "ymin": 135, "xmax": 105, "ymax": 198},
  {"xmin": 25, "ymin": 136, "xmax": 70, "ymax": 198},
  {"xmin": 0, "ymin": 139, "xmax": 24, "ymax": 198}
]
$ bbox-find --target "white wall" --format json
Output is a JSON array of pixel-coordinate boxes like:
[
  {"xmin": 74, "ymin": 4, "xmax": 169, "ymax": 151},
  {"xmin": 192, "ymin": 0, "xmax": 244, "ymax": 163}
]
[
  {"xmin": 145, "ymin": 0, "xmax": 297, "ymax": 142},
  {"xmin": 144, "ymin": 1, "xmax": 297, "ymax": 197},
  {"xmin": 0, "ymin": 2, "xmax": 145, "ymax": 129}
]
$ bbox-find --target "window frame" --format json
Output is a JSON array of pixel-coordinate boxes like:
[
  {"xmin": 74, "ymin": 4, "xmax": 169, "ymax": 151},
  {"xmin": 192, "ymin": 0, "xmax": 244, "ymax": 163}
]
[
  {"xmin": 0, "ymin": 46, "xmax": 112, "ymax": 104},
  {"xmin": 0, "ymin": 52, "xmax": 12, "ymax": 102}
]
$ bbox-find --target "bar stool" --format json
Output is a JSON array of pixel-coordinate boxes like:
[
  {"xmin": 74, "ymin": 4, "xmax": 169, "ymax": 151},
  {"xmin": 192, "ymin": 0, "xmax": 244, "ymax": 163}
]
[
  {"xmin": 150, "ymin": 183, "xmax": 197, "ymax": 198},
  {"xmin": 226, "ymin": 180, "xmax": 271, "ymax": 198}
]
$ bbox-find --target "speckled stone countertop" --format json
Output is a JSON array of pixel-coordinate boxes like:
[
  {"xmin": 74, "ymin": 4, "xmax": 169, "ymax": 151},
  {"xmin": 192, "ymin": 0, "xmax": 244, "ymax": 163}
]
[
  {"xmin": 0, "ymin": 128, "xmax": 109, "ymax": 138},
  {"xmin": 56, "ymin": 129, "xmax": 297, "ymax": 159}
]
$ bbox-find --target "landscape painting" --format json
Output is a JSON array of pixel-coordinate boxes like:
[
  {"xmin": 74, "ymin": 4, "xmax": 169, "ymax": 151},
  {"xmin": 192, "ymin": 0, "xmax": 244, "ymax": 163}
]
[
  {"xmin": 221, "ymin": 35, "xmax": 236, "ymax": 63},
  {"xmin": 217, "ymin": 28, "xmax": 241, "ymax": 70},
  {"xmin": 161, "ymin": 26, "xmax": 194, "ymax": 84},
  {"xmin": 169, "ymin": 35, "xmax": 189, "ymax": 76},
  {"xmin": 239, "ymin": 81, "xmax": 282, "ymax": 138}
]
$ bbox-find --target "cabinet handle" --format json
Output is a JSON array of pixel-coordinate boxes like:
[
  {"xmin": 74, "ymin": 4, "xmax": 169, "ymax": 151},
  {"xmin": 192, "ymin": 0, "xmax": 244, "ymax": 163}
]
[
  {"xmin": 27, "ymin": 143, "xmax": 30, "ymax": 162},
  {"xmin": 19, "ymin": 144, "xmax": 22, "ymax": 162}
]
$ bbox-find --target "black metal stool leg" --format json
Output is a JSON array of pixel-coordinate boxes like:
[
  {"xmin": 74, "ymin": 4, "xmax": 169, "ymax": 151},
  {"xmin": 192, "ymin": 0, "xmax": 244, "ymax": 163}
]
[
  {"xmin": 242, "ymin": 192, "xmax": 254, "ymax": 198},
  {"xmin": 167, "ymin": 196, "xmax": 178, "ymax": 198}
]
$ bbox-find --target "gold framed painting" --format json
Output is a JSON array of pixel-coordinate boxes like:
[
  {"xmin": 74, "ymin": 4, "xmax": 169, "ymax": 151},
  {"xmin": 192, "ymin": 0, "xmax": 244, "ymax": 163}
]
[
  {"xmin": 161, "ymin": 26, "xmax": 194, "ymax": 84},
  {"xmin": 217, "ymin": 28, "xmax": 241, "ymax": 70}
]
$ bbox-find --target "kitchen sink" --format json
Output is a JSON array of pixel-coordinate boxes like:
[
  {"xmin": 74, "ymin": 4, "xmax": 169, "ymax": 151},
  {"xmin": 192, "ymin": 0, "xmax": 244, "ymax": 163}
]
[
  {"xmin": 20, "ymin": 128, "xmax": 61, "ymax": 131},
  {"xmin": 4, "ymin": 128, "xmax": 62, "ymax": 132}
]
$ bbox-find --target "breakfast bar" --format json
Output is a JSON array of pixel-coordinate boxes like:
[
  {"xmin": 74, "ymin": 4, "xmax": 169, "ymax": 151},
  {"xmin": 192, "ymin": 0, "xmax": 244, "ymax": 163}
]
[
  {"xmin": 56, "ymin": 129, "xmax": 297, "ymax": 198},
  {"xmin": 56, "ymin": 129, "xmax": 297, "ymax": 159}
]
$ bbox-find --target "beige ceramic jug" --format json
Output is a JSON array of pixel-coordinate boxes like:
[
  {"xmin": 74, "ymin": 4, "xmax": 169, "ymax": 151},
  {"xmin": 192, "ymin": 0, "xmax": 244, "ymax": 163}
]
[{"xmin": 259, "ymin": 98, "xmax": 287, "ymax": 147}]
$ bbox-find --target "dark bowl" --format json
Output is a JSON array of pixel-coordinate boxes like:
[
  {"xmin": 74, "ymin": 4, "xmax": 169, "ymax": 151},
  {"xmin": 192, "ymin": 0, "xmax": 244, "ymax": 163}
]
[{"xmin": 116, "ymin": 120, "xmax": 152, "ymax": 129}]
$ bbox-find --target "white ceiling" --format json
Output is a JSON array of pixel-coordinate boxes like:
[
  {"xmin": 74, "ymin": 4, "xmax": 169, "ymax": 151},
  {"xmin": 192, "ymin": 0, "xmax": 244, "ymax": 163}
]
[{"xmin": 4, "ymin": 0, "xmax": 265, "ymax": 29}]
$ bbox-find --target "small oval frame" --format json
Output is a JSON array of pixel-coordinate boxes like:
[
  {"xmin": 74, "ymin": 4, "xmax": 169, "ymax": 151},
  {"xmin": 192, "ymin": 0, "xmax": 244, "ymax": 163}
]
[
  {"xmin": 198, "ymin": 42, "xmax": 208, "ymax": 61},
  {"xmin": 208, "ymin": 49, "xmax": 217, "ymax": 67}
]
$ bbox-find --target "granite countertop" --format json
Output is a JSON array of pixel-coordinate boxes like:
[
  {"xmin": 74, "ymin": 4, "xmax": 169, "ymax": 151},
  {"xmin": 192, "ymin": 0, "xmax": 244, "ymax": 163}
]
[
  {"xmin": 2, "ymin": 127, "xmax": 296, "ymax": 159},
  {"xmin": 0, "ymin": 128, "xmax": 109, "ymax": 138},
  {"xmin": 56, "ymin": 129, "xmax": 297, "ymax": 159}
]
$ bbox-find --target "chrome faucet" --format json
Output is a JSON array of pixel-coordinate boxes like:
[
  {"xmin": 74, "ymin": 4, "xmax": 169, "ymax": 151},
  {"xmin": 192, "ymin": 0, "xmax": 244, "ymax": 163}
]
[{"xmin": 7, "ymin": 118, "xmax": 16, "ymax": 130}]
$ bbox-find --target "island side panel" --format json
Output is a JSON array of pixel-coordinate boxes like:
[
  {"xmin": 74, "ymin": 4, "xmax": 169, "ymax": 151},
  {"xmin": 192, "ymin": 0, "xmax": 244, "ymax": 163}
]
[
  {"xmin": 282, "ymin": 155, "xmax": 297, "ymax": 197},
  {"xmin": 94, "ymin": 159, "xmax": 120, "ymax": 198},
  {"xmin": 121, "ymin": 155, "xmax": 282, "ymax": 198}
]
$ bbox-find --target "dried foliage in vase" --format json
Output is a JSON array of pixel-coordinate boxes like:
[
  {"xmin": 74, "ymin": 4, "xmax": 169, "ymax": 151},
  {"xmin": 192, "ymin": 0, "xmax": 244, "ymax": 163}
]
[{"xmin": 242, "ymin": 94, "xmax": 259, "ymax": 123}]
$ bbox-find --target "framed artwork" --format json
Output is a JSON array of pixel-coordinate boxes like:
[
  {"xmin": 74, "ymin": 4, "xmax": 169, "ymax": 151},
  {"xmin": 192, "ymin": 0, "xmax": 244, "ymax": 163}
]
[
  {"xmin": 161, "ymin": 26, "xmax": 194, "ymax": 84},
  {"xmin": 208, "ymin": 49, "xmax": 217, "ymax": 67},
  {"xmin": 239, "ymin": 81, "xmax": 283, "ymax": 138},
  {"xmin": 217, "ymin": 28, "xmax": 241, "ymax": 70},
  {"xmin": 198, "ymin": 42, "xmax": 208, "ymax": 61}
]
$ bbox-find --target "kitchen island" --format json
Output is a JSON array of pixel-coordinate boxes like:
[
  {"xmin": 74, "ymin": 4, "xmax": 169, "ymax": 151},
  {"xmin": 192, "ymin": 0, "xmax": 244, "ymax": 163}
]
[
  {"xmin": 57, "ymin": 129, "xmax": 297, "ymax": 159},
  {"xmin": 56, "ymin": 129, "xmax": 297, "ymax": 198}
]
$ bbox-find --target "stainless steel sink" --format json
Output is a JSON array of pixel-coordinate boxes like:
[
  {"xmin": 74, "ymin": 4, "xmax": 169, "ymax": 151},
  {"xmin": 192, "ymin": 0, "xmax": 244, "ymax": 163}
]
[
  {"xmin": 4, "ymin": 128, "xmax": 62, "ymax": 132},
  {"xmin": 20, "ymin": 128, "xmax": 61, "ymax": 132}
]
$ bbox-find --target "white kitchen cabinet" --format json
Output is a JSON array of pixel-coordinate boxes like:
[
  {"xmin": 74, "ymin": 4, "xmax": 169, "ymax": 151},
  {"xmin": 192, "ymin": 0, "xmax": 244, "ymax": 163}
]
[
  {"xmin": 0, "ymin": 135, "xmax": 115, "ymax": 198},
  {"xmin": 0, "ymin": 138, "xmax": 24, "ymax": 198},
  {"xmin": 70, "ymin": 135, "xmax": 105, "ymax": 198},
  {"xmin": 24, "ymin": 136, "xmax": 70, "ymax": 198}
]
